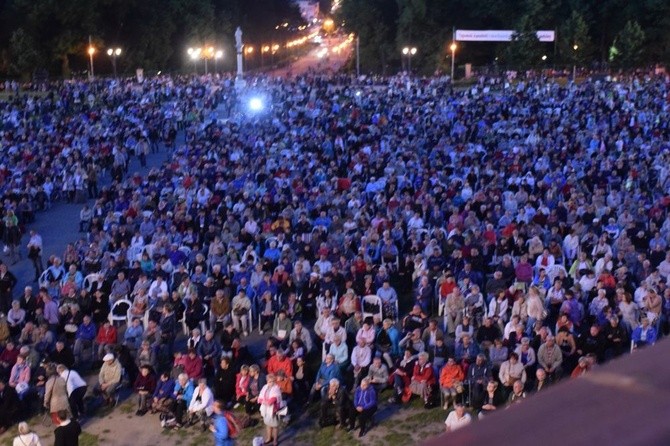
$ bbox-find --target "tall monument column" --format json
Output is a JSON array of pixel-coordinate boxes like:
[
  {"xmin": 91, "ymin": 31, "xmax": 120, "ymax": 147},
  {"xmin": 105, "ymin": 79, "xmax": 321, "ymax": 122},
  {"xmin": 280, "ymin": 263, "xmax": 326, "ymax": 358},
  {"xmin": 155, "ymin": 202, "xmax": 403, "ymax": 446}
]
[{"xmin": 235, "ymin": 27, "xmax": 246, "ymax": 88}]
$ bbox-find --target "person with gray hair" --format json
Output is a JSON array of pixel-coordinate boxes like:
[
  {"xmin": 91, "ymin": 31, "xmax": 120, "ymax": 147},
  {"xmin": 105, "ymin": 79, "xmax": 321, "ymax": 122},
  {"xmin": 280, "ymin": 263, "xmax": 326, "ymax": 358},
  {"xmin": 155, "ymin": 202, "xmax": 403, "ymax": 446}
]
[
  {"xmin": 13, "ymin": 421, "xmax": 42, "ymax": 446},
  {"xmin": 319, "ymin": 377, "xmax": 353, "ymax": 429}
]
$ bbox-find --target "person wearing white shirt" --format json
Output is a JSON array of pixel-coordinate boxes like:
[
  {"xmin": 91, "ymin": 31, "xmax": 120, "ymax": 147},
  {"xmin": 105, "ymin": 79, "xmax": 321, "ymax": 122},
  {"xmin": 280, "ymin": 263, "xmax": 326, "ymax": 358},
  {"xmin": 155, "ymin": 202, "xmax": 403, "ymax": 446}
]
[
  {"xmin": 12, "ymin": 422, "xmax": 42, "ymax": 446},
  {"xmin": 56, "ymin": 364, "xmax": 87, "ymax": 420},
  {"xmin": 444, "ymin": 403, "xmax": 472, "ymax": 432},
  {"xmin": 350, "ymin": 339, "xmax": 371, "ymax": 387},
  {"xmin": 658, "ymin": 252, "xmax": 670, "ymax": 280},
  {"xmin": 148, "ymin": 277, "xmax": 168, "ymax": 301},
  {"xmin": 187, "ymin": 379, "xmax": 214, "ymax": 429}
]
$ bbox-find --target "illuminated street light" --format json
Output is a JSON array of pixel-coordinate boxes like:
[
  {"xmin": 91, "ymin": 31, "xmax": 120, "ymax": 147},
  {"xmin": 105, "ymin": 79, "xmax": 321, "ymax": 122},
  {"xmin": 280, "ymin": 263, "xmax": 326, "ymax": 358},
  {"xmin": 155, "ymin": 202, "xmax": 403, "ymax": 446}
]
[
  {"xmin": 401, "ymin": 46, "xmax": 417, "ymax": 73},
  {"xmin": 106, "ymin": 47, "xmax": 122, "ymax": 77},
  {"xmin": 87, "ymin": 46, "xmax": 96, "ymax": 78},
  {"xmin": 541, "ymin": 54, "xmax": 547, "ymax": 61}
]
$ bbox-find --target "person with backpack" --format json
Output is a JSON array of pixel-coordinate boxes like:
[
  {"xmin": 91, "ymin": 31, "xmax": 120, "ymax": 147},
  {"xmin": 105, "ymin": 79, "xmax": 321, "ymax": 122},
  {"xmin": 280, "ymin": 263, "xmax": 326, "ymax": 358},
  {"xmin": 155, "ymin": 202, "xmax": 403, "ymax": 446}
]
[{"xmin": 211, "ymin": 399, "xmax": 236, "ymax": 445}]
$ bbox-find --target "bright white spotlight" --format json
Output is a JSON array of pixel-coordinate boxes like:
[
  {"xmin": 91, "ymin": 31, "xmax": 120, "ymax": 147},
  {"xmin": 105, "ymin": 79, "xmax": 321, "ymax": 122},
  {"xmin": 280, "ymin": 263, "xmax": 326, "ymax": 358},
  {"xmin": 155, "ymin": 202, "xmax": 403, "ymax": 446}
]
[{"xmin": 248, "ymin": 97, "xmax": 264, "ymax": 112}]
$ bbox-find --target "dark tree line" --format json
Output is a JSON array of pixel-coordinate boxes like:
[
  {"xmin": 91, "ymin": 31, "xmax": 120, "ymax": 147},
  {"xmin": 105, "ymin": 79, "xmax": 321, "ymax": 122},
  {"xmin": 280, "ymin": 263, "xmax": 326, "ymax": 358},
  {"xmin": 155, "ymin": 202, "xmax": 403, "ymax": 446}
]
[
  {"xmin": 0, "ymin": 0, "xmax": 304, "ymax": 78},
  {"xmin": 339, "ymin": 0, "xmax": 670, "ymax": 73}
]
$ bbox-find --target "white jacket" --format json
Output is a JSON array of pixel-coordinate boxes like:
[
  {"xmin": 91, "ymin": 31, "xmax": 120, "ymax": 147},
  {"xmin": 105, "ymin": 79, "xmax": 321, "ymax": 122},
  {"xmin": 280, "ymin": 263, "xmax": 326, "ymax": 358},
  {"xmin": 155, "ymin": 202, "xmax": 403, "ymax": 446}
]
[{"xmin": 188, "ymin": 386, "xmax": 214, "ymax": 416}]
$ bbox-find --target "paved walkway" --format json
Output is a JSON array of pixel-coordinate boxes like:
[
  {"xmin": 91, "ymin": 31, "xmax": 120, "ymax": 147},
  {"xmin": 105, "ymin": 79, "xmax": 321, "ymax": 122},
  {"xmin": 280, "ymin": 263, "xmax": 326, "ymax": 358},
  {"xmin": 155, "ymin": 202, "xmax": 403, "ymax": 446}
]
[{"xmin": 6, "ymin": 148, "xmax": 173, "ymax": 293}]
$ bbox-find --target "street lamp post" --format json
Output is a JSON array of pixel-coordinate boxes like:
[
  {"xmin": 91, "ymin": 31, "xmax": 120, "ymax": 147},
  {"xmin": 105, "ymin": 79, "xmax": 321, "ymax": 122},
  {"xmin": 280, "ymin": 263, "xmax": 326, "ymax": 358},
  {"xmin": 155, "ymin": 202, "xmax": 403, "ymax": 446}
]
[
  {"xmin": 402, "ymin": 46, "xmax": 417, "ymax": 73},
  {"xmin": 244, "ymin": 46, "xmax": 253, "ymax": 70},
  {"xmin": 187, "ymin": 47, "xmax": 201, "ymax": 73},
  {"xmin": 215, "ymin": 50, "xmax": 223, "ymax": 73},
  {"xmin": 106, "ymin": 48, "xmax": 122, "ymax": 77},
  {"xmin": 88, "ymin": 46, "xmax": 96, "ymax": 79},
  {"xmin": 450, "ymin": 42, "xmax": 457, "ymax": 81},
  {"xmin": 261, "ymin": 45, "xmax": 270, "ymax": 68},
  {"xmin": 572, "ymin": 44, "xmax": 579, "ymax": 81}
]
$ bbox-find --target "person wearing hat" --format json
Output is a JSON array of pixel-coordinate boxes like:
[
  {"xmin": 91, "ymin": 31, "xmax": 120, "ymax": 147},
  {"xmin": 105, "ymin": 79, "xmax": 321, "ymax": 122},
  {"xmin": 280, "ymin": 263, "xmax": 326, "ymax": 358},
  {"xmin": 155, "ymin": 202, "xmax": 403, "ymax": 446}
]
[{"xmin": 95, "ymin": 353, "xmax": 122, "ymax": 406}]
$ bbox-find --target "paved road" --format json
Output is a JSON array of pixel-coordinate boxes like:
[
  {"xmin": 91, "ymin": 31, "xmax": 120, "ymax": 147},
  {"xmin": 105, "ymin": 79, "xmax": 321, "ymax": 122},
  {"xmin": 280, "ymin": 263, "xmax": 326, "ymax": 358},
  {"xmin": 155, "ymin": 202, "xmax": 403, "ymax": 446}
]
[{"xmin": 269, "ymin": 35, "xmax": 353, "ymax": 77}]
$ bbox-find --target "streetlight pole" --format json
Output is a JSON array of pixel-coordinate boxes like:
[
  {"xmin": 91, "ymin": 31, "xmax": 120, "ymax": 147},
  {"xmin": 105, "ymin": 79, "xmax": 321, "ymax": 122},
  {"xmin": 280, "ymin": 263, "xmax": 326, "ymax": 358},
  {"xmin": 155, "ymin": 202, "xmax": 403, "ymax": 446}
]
[
  {"xmin": 107, "ymin": 48, "xmax": 121, "ymax": 77},
  {"xmin": 215, "ymin": 50, "xmax": 223, "ymax": 73},
  {"xmin": 402, "ymin": 47, "xmax": 417, "ymax": 74},
  {"xmin": 450, "ymin": 42, "xmax": 457, "ymax": 81},
  {"xmin": 572, "ymin": 44, "xmax": 578, "ymax": 81},
  {"xmin": 88, "ymin": 35, "xmax": 95, "ymax": 79}
]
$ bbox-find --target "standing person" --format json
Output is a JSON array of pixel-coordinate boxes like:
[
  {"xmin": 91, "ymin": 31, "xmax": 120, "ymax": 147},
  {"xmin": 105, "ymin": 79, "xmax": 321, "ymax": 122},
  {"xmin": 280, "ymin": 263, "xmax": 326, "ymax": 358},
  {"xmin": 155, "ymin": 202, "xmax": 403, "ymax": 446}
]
[
  {"xmin": 57, "ymin": 364, "xmax": 87, "ymax": 420},
  {"xmin": 44, "ymin": 364, "xmax": 71, "ymax": 425},
  {"xmin": 53, "ymin": 410, "xmax": 82, "ymax": 446},
  {"xmin": 0, "ymin": 264, "xmax": 17, "ymax": 314},
  {"xmin": 258, "ymin": 373, "xmax": 283, "ymax": 446},
  {"xmin": 211, "ymin": 400, "xmax": 235, "ymax": 446},
  {"xmin": 3, "ymin": 210, "xmax": 21, "ymax": 264},
  {"xmin": 12, "ymin": 421, "xmax": 42, "ymax": 446},
  {"xmin": 27, "ymin": 230, "xmax": 43, "ymax": 281}
]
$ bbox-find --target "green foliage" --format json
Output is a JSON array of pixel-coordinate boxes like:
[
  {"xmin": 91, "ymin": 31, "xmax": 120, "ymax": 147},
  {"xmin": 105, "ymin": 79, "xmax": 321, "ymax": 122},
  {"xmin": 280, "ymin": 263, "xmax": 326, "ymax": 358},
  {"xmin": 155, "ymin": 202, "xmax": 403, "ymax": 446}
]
[
  {"xmin": 0, "ymin": 0, "xmax": 304, "ymax": 77},
  {"xmin": 558, "ymin": 11, "xmax": 592, "ymax": 65},
  {"xmin": 612, "ymin": 20, "xmax": 646, "ymax": 67},
  {"xmin": 503, "ymin": 30, "xmax": 543, "ymax": 71}
]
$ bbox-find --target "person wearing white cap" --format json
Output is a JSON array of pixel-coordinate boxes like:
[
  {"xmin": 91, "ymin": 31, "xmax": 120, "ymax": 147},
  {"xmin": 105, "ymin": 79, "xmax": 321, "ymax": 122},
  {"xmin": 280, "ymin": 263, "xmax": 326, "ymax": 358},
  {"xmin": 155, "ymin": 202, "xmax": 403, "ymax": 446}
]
[{"xmin": 95, "ymin": 353, "xmax": 122, "ymax": 406}]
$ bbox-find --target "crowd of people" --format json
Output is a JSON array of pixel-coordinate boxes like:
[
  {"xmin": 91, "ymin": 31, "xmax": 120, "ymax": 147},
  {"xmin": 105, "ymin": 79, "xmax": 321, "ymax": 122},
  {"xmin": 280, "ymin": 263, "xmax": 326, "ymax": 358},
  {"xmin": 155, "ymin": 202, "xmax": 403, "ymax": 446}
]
[{"xmin": 0, "ymin": 68, "xmax": 669, "ymax": 444}]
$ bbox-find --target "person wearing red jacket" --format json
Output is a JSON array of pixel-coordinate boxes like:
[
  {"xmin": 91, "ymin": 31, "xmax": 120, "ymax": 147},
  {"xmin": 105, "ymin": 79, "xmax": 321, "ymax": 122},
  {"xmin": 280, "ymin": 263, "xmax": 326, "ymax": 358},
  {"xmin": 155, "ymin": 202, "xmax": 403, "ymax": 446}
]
[
  {"xmin": 182, "ymin": 349, "xmax": 203, "ymax": 381},
  {"xmin": 266, "ymin": 349, "xmax": 292, "ymax": 378},
  {"xmin": 410, "ymin": 352, "xmax": 436, "ymax": 408},
  {"xmin": 95, "ymin": 321, "xmax": 118, "ymax": 361}
]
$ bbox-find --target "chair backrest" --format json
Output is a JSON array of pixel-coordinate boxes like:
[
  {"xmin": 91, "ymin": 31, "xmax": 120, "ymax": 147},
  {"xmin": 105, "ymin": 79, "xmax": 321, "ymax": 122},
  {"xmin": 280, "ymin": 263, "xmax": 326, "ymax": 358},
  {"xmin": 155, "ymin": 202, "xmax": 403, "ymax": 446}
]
[
  {"xmin": 362, "ymin": 294, "xmax": 383, "ymax": 320},
  {"xmin": 111, "ymin": 299, "xmax": 132, "ymax": 319},
  {"xmin": 83, "ymin": 273, "xmax": 101, "ymax": 292}
]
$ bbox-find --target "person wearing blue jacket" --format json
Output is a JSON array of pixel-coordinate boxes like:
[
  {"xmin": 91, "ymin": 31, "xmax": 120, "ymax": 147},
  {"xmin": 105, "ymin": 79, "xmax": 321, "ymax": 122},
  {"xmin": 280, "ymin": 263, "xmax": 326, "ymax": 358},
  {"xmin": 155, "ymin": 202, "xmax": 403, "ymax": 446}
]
[
  {"xmin": 211, "ymin": 400, "xmax": 234, "ymax": 445},
  {"xmin": 631, "ymin": 316, "xmax": 657, "ymax": 348},
  {"xmin": 171, "ymin": 373, "xmax": 194, "ymax": 428},
  {"xmin": 375, "ymin": 318, "xmax": 400, "ymax": 368},
  {"xmin": 351, "ymin": 377, "xmax": 377, "ymax": 437},
  {"xmin": 73, "ymin": 315, "xmax": 96, "ymax": 367},
  {"xmin": 152, "ymin": 372, "xmax": 175, "ymax": 419},
  {"xmin": 311, "ymin": 353, "xmax": 342, "ymax": 400}
]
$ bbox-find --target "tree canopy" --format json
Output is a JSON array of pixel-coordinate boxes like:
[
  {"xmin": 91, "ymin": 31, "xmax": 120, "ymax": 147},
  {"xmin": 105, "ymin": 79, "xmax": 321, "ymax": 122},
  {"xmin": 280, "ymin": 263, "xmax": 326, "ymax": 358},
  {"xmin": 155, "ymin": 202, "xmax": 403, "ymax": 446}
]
[
  {"xmin": 0, "ymin": 0, "xmax": 304, "ymax": 78},
  {"xmin": 338, "ymin": 0, "xmax": 670, "ymax": 73}
]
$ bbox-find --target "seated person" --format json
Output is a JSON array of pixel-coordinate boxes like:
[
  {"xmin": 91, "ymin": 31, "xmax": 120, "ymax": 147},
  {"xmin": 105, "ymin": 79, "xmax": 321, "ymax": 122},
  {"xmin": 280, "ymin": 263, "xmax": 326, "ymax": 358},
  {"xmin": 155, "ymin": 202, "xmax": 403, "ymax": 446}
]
[
  {"xmin": 134, "ymin": 364, "xmax": 157, "ymax": 416},
  {"xmin": 0, "ymin": 379, "xmax": 20, "ymax": 434},
  {"xmin": 350, "ymin": 377, "xmax": 377, "ymax": 438},
  {"xmin": 444, "ymin": 402, "xmax": 472, "ymax": 433},
  {"xmin": 310, "ymin": 354, "xmax": 342, "ymax": 401},
  {"xmin": 389, "ymin": 349, "xmax": 416, "ymax": 404},
  {"xmin": 169, "ymin": 373, "xmax": 194, "ymax": 428},
  {"xmin": 94, "ymin": 353, "xmax": 122, "ymax": 406},
  {"xmin": 95, "ymin": 320, "xmax": 118, "ymax": 361},
  {"xmin": 439, "ymin": 357, "xmax": 465, "ymax": 409},
  {"xmin": 476, "ymin": 380, "xmax": 505, "ymax": 418},
  {"xmin": 409, "ymin": 352, "xmax": 436, "ymax": 408},
  {"xmin": 186, "ymin": 378, "xmax": 214, "ymax": 430},
  {"xmin": 8, "ymin": 354, "xmax": 31, "ymax": 400},
  {"xmin": 151, "ymin": 372, "xmax": 175, "ymax": 417},
  {"xmin": 366, "ymin": 354, "xmax": 389, "ymax": 394},
  {"xmin": 318, "ymin": 378, "xmax": 352, "ymax": 429}
]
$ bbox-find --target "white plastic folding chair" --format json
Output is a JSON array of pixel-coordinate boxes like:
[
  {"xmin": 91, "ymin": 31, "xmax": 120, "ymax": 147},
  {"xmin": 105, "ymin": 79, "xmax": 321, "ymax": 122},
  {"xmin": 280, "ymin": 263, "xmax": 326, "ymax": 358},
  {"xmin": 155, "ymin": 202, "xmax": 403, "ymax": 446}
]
[
  {"xmin": 362, "ymin": 294, "xmax": 383, "ymax": 322},
  {"xmin": 109, "ymin": 299, "xmax": 132, "ymax": 327}
]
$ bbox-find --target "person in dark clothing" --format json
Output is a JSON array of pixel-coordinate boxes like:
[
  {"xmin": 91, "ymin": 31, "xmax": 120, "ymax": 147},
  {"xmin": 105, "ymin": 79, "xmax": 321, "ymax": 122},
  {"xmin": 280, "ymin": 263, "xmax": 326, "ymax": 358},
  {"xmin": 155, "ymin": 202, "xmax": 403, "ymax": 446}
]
[
  {"xmin": 0, "ymin": 379, "xmax": 20, "ymax": 434},
  {"xmin": 476, "ymin": 380, "xmax": 506, "ymax": 416},
  {"xmin": 220, "ymin": 323, "xmax": 240, "ymax": 353},
  {"xmin": 49, "ymin": 341, "xmax": 75, "ymax": 370},
  {"xmin": 134, "ymin": 365, "xmax": 157, "ymax": 415},
  {"xmin": 319, "ymin": 378, "xmax": 353, "ymax": 428},
  {"xmin": 54, "ymin": 410, "xmax": 82, "ymax": 446},
  {"xmin": 577, "ymin": 324, "xmax": 607, "ymax": 363},
  {"xmin": 213, "ymin": 357, "xmax": 236, "ymax": 407},
  {"xmin": 0, "ymin": 265, "xmax": 17, "ymax": 315},
  {"xmin": 603, "ymin": 316, "xmax": 629, "ymax": 360}
]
